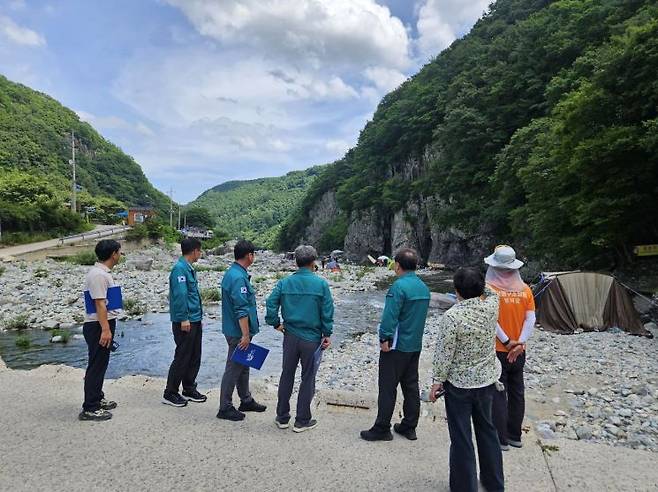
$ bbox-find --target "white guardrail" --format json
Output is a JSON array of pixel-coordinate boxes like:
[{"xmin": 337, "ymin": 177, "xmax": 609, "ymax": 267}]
[{"xmin": 58, "ymin": 226, "xmax": 131, "ymax": 246}]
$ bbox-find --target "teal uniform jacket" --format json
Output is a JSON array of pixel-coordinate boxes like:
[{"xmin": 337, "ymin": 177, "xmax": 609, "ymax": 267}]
[
  {"xmin": 379, "ymin": 271, "xmax": 430, "ymax": 352},
  {"xmin": 169, "ymin": 257, "xmax": 203, "ymax": 323},
  {"xmin": 265, "ymin": 267, "xmax": 334, "ymax": 343},
  {"xmin": 221, "ymin": 262, "xmax": 260, "ymax": 337}
]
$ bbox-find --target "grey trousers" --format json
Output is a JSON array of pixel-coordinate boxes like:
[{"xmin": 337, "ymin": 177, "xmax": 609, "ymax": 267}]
[
  {"xmin": 276, "ymin": 332, "xmax": 321, "ymax": 425},
  {"xmin": 219, "ymin": 335, "xmax": 254, "ymax": 411}
]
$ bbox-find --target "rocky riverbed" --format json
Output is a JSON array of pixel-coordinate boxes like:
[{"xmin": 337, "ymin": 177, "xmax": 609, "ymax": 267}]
[
  {"xmin": 1, "ymin": 243, "xmax": 657, "ymax": 453},
  {"xmin": 0, "ymin": 244, "xmax": 391, "ymax": 331}
]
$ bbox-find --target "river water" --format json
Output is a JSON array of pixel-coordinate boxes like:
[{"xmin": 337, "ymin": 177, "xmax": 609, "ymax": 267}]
[
  {"xmin": 0, "ymin": 291, "xmax": 386, "ymax": 385},
  {"xmin": 0, "ymin": 272, "xmax": 453, "ymax": 385}
]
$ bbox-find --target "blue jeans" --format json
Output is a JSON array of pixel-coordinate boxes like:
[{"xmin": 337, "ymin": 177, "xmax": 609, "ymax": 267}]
[{"xmin": 444, "ymin": 382, "xmax": 504, "ymax": 492}]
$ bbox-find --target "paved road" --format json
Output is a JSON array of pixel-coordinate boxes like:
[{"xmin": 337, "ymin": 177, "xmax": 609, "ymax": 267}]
[
  {"xmin": 0, "ymin": 359, "xmax": 657, "ymax": 491},
  {"xmin": 0, "ymin": 225, "xmax": 129, "ymax": 260}
]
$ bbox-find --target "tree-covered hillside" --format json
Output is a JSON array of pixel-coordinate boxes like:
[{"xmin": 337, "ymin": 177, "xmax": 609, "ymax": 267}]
[
  {"xmin": 0, "ymin": 75, "xmax": 170, "ymax": 239},
  {"xmin": 279, "ymin": 0, "xmax": 658, "ymax": 268},
  {"xmin": 189, "ymin": 167, "xmax": 323, "ymax": 248}
]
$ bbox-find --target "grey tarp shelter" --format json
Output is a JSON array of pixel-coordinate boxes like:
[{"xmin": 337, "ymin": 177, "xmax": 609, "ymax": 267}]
[{"xmin": 534, "ymin": 272, "xmax": 650, "ymax": 337}]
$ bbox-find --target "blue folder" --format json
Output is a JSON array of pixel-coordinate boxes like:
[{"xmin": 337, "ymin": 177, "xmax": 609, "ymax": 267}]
[
  {"xmin": 84, "ymin": 286, "xmax": 123, "ymax": 314},
  {"xmin": 231, "ymin": 342, "xmax": 270, "ymax": 370}
]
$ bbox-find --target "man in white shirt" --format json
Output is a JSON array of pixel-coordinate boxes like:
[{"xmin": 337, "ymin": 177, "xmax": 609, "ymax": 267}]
[
  {"xmin": 79, "ymin": 239, "xmax": 122, "ymax": 421},
  {"xmin": 430, "ymin": 267, "xmax": 504, "ymax": 492}
]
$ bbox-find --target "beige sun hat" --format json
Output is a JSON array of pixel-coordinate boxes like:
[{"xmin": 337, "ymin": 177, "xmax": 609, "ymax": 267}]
[{"xmin": 484, "ymin": 245, "xmax": 524, "ymax": 270}]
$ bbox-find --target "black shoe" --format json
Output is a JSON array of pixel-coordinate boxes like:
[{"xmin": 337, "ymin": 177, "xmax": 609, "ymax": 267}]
[
  {"xmin": 360, "ymin": 428, "xmax": 393, "ymax": 441},
  {"xmin": 78, "ymin": 409, "xmax": 112, "ymax": 421},
  {"xmin": 293, "ymin": 419, "xmax": 318, "ymax": 433},
  {"xmin": 162, "ymin": 392, "xmax": 188, "ymax": 407},
  {"xmin": 238, "ymin": 400, "xmax": 267, "ymax": 412},
  {"xmin": 100, "ymin": 399, "xmax": 117, "ymax": 410},
  {"xmin": 217, "ymin": 406, "xmax": 246, "ymax": 421},
  {"xmin": 182, "ymin": 389, "xmax": 207, "ymax": 403},
  {"xmin": 275, "ymin": 417, "xmax": 290, "ymax": 429},
  {"xmin": 393, "ymin": 423, "xmax": 417, "ymax": 441}
]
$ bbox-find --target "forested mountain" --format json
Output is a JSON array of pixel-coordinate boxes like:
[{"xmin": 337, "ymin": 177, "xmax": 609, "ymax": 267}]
[
  {"xmin": 189, "ymin": 167, "xmax": 323, "ymax": 248},
  {"xmin": 278, "ymin": 0, "xmax": 658, "ymax": 269},
  {"xmin": 0, "ymin": 75, "xmax": 170, "ymax": 238}
]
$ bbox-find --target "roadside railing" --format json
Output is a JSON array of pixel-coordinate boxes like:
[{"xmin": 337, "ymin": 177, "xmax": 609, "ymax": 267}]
[{"xmin": 58, "ymin": 226, "xmax": 131, "ymax": 246}]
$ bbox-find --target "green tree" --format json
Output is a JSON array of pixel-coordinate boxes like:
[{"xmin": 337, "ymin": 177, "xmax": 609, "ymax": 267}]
[{"xmin": 184, "ymin": 207, "xmax": 214, "ymax": 228}]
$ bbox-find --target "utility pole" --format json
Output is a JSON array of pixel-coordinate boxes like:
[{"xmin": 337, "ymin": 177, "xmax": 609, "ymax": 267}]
[
  {"xmin": 169, "ymin": 187, "xmax": 174, "ymax": 228},
  {"xmin": 177, "ymin": 206, "xmax": 181, "ymax": 230},
  {"xmin": 70, "ymin": 131, "xmax": 76, "ymax": 213}
]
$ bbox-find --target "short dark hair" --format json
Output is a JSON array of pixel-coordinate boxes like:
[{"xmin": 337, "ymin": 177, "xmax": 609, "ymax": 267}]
[
  {"xmin": 181, "ymin": 237, "xmax": 202, "ymax": 255},
  {"xmin": 394, "ymin": 248, "xmax": 418, "ymax": 271},
  {"xmin": 454, "ymin": 267, "xmax": 485, "ymax": 300},
  {"xmin": 95, "ymin": 239, "xmax": 121, "ymax": 262},
  {"xmin": 234, "ymin": 239, "xmax": 255, "ymax": 260}
]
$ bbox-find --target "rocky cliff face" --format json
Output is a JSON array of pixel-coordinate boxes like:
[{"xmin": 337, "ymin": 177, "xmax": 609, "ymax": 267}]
[
  {"xmin": 304, "ymin": 148, "xmax": 494, "ymax": 267},
  {"xmin": 300, "ymin": 190, "xmax": 339, "ymax": 246}
]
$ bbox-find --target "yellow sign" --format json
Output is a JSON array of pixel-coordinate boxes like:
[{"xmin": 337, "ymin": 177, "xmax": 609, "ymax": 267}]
[{"xmin": 634, "ymin": 244, "xmax": 658, "ymax": 257}]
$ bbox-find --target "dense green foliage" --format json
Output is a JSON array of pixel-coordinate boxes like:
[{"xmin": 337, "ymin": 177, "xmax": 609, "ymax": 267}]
[
  {"xmin": 0, "ymin": 170, "xmax": 87, "ymax": 242},
  {"xmin": 184, "ymin": 207, "xmax": 214, "ymax": 229},
  {"xmin": 190, "ymin": 167, "xmax": 323, "ymax": 248},
  {"xmin": 0, "ymin": 75, "xmax": 170, "ymax": 238},
  {"xmin": 279, "ymin": 0, "xmax": 658, "ymax": 267}
]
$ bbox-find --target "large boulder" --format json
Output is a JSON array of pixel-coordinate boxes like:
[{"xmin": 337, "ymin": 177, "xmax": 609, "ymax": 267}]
[
  {"xmin": 212, "ymin": 240, "xmax": 238, "ymax": 256},
  {"xmin": 127, "ymin": 257, "xmax": 153, "ymax": 271},
  {"xmin": 42, "ymin": 319, "xmax": 59, "ymax": 330}
]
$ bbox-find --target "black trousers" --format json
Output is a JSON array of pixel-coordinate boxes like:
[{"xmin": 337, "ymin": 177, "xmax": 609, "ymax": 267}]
[
  {"xmin": 493, "ymin": 351, "xmax": 526, "ymax": 444},
  {"xmin": 444, "ymin": 382, "xmax": 505, "ymax": 492},
  {"xmin": 165, "ymin": 321, "xmax": 203, "ymax": 395},
  {"xmin": 82, "ymin": 319, "xmax": 116, "ymax": 411},
  {"xmin": 373, "ymin": 350, "xmax": 420, "ymax": 433}
]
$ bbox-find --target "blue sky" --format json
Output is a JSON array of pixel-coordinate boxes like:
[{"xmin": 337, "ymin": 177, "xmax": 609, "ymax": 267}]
[{"xmin": 0, "ymin": 0, "xmax": 490, "ymax": 203}]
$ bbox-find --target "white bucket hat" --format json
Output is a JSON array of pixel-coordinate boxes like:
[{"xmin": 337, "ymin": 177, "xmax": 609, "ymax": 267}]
[{"xmin": 484, "ymin": 245, "xmax": 524, "ymax": 270}]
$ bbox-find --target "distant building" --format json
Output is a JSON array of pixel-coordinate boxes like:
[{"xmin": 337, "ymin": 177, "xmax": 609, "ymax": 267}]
[{"xmin": 127, "ymin": 207, "xmax": 156, "ymax": 226}]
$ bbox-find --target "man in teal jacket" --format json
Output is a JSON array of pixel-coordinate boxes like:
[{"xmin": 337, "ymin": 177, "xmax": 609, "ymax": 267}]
[
  {"xmin": 217, "ymin": 240, "xmax": 266, "ymax": 421},
  {"xmin": 266, "ymin": 245, "xmax": 333, "ymax": 433},
  {"xmin": 163, "ymin": 238, "xmax": 207, "ymax": 407},
  {"xmin": 361, "ymin": 248, "xmax": 430, "ymax": 442}
]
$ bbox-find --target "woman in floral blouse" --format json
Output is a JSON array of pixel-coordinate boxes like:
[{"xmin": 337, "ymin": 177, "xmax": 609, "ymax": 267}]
[{"xmin": 430, "ymin": 267, "xmax": 504, "ymax": 492}]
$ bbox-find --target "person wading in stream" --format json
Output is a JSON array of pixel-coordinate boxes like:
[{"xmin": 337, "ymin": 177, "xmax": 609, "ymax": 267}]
[
  {"xmin": 79, "ymin": 239, "xmax": 122, "ymax": 421},
  {"xmin": 162, "ymin": 237, "xmax": 207, "ymax": 407},
  {"xmin": 360, "ymin": 248, "xmax": 431, "ymax": 442}
]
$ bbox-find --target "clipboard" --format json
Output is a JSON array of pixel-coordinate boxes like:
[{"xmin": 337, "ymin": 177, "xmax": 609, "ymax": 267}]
[
  {"xmin": 84, "ymin": 286, "xmax": 123, "ymax": 314},
  {"xmin": 231, "ymin": 342, "xmax": 270, "ymax": 370}
]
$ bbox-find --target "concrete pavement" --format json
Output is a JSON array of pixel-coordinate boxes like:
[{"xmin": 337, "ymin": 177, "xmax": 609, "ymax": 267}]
[{"xmin": 0, "ymin": 359, "xmax": 657, "ymax": 491}]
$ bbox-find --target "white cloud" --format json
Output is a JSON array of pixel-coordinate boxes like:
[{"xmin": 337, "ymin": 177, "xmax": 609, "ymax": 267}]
[
  {"xmin": 364, "ymin": 66, "xmax": 407, "ymax": 92},
  {"xmin": 166, "ymin": 0, "xmax": 411, "ymax": 70},
  {"xmin": 76, "ymin": 109, "xmax": 155, "ymax": 137},
  {"xmin": 325, "ymin": 139, "xmax": 351, "ymax": 154},
  {"xmin": 415, "ymin": 0, "xmax": 490, "ymax": 60},
  {"xmin": 0, "ymin": 16, "xmax": 46, "ymax": 46}
]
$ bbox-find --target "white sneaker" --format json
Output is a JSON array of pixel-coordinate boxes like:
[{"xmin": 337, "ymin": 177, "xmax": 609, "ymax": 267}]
[
  {"xmin": 275, "ymin": 419, "xmax": 290, "ymax": 429},
  {"xmin": 293, "ymin": 419, "xmax": 318, "ymax": 433}
]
